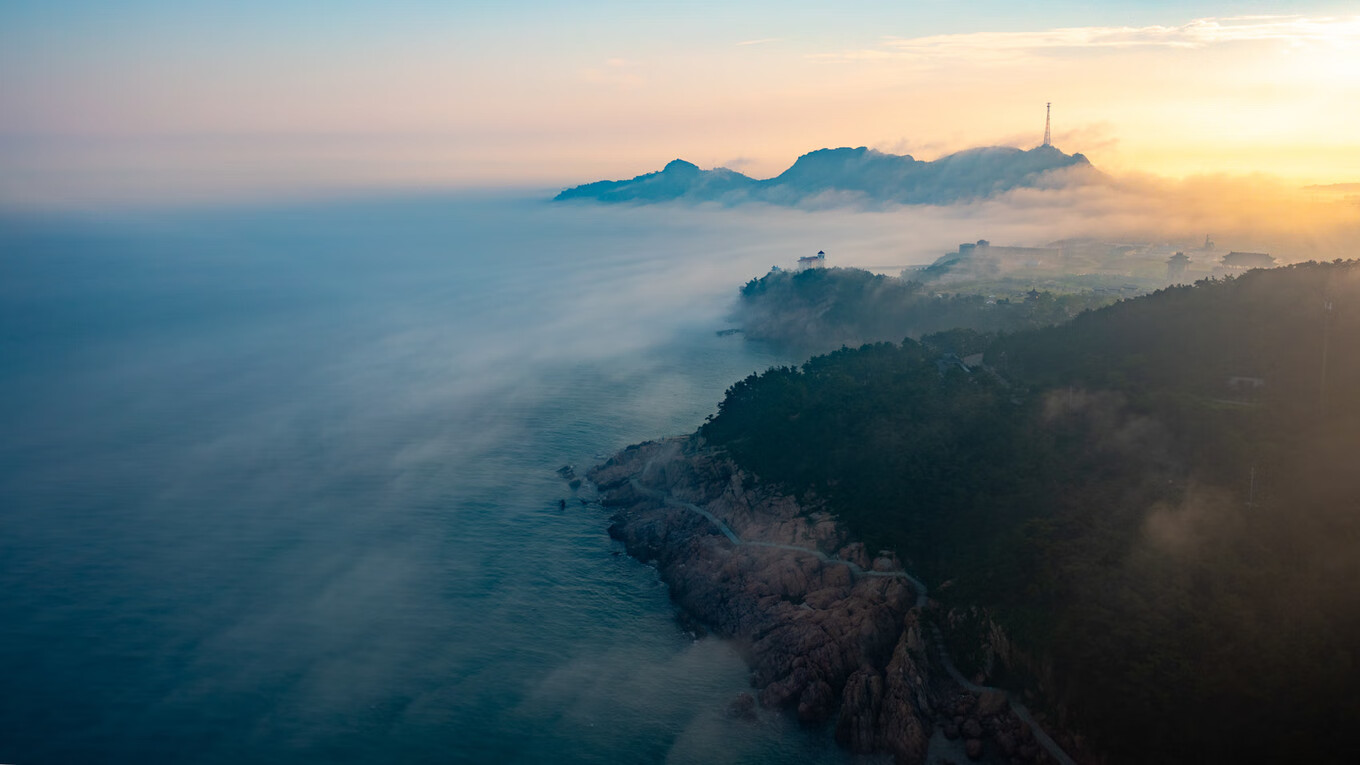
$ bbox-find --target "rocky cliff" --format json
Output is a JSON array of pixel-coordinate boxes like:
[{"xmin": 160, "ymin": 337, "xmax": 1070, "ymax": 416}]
[{"xmin": 585, "ymin": 436, "xmax": 1058, "ymax": 764}]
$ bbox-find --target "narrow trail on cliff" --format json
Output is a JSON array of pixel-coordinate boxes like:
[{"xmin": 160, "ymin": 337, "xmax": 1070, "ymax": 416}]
[
  {"xmin": 623, "ymin": 474, "xmax": 1077, "ymax": 765},
  {"xmin": 628, "ymin": 479, "xmax": 928, "ymax": 605},
  {"xmin": 930, "ymin": 625, "xmax": 1077, "ymax": 765}
]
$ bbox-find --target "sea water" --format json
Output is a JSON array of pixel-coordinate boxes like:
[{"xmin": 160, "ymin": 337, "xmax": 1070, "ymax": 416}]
[{"xmin": 0, "ymin": 192, "xmax": 899, "ymax": 764}]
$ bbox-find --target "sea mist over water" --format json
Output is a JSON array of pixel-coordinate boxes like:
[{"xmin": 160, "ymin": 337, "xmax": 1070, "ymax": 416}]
[
  {"xmin": 1, "ymin": 186, "xmax": 1355, "ymax": 764},
  {"xmin": 0, "ymin": 193, "xmax": 914, "ymax": 764}
]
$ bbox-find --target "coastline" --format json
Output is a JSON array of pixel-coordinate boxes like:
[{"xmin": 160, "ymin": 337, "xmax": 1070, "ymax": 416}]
[{"xmin": 580, "ymin": 436, "xmax": 1071, "ymax": 764}]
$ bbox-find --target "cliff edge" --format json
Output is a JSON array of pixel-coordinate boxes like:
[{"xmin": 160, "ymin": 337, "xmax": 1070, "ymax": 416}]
[{"xmin": 586, "ymin": 436, "xmax": 1054, "ymax": 764}]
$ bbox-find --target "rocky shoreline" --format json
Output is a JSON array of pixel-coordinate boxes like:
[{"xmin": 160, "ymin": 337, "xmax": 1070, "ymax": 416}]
[{"xmin": 581, "ymin": 436, "xmax": 1063, "ymax": 765}]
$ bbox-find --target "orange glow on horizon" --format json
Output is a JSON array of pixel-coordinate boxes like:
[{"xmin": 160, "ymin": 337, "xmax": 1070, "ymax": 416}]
[{"xmin": 2, "ymin": 14, "xmax": 1359, "ymax": 204}]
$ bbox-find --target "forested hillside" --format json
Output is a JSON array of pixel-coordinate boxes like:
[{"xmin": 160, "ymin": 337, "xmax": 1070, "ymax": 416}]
[
  {"xmin": 734, "ymin": 266, "xmax": 1125, "ymax": 352},
  {"xmin": 701, "ymin": 261, "xmax": 1360, "ymax": 764}
]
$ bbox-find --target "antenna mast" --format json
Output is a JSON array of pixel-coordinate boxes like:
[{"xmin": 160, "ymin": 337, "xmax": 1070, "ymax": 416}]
[{"xmin": 1043, "ymin": 102, "xmax": 1052, "ymax": 147}]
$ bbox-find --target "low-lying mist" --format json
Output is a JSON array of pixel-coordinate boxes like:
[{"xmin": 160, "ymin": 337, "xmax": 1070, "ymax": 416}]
[
  {"xmin": 1, "ymin": 173, "xmax": 1356, "ymax": 762},
  {"xmin": 803, "ymin": 167, "xmax": 1360, "ymax": 267}
]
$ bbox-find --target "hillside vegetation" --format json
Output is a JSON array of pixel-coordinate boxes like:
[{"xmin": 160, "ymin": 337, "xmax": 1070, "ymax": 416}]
[
  {"xmin": 734, "ymin": 266, "xmax": 1124, "ymax": 352},
  {"xmin": 701, "ymin": 261, "xmax": 1360, "ymax": 763}
]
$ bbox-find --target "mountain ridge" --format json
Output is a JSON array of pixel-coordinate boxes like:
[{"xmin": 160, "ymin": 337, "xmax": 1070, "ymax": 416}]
[{"xmin": 555, "ymin": 144, "xmax": 1093, "ymax": 206}]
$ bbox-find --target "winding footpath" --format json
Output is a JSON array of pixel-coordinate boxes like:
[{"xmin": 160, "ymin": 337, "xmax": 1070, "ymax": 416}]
[
  {"xmin": 628, "ymin": 479, "xmax": 928, "ymax": 604},
  {"xmin": 929, "ymin": 625, "xmax": 1077, "ymax": 765},
  {"xmin": 624, "ymin": 476, "xmax": 1077, "ymax": 765}
]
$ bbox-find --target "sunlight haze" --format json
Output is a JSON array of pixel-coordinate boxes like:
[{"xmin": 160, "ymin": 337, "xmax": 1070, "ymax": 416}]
[
  {"xmin": 5, "ymin": 4, "xmax": 1360, "ymax": 764},
  {"xmin": 3, "ymin": 1, "xmax": 1359, "ymax": 205}
]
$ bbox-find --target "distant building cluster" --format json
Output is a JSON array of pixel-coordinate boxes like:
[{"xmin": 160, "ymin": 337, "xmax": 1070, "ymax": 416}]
[
  {"xmin": 953, "ymin": 239, "xmax": 1060, "ymax": 265},
  {"xmin": 899, "ymin": 229, "xmax": 1285, "ymax": 294},
  {"xmin": 1166, "ymin": 243, "xmax": 1277, "ymax": 283}
]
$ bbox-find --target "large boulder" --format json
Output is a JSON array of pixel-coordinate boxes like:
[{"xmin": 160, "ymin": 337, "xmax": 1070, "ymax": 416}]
[{"xmin": 977, "ymin": 688, "xmax": 1008, "ymax": 717}]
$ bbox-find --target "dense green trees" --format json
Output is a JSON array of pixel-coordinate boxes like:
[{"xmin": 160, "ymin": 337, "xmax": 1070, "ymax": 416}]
[
  {"xmin": 733, "ymin": 266, "xmax": 1121, "ymax": 352},
  {"xmin": 703, "ymin": 261, "xmax": 1360, "ymax": 763}
]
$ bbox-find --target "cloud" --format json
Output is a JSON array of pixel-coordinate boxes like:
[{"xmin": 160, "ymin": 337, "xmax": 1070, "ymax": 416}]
[
  {"xmin": 581, "ymin": 58, "xmax": 646, "ymax": 89},
  {"xmin": 812, "ymin": 15, "xmax": 1360, "ymax": 63},
  {"xmin": 716, "ymin": 156, "xmax": 754, "ymax": 170},
  {"xmin": 1143, "ymin": 483, "xmax": 1236, "ymax": 555},
  {"xmin": 736, "ymin": 38, "xmax": 781, "ymax": 46}
]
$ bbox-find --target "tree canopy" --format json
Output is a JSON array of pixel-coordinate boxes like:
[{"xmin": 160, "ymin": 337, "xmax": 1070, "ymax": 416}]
[{"xmin": 703, "ymin": 261, "xmax": 1360, "ymax": 764}]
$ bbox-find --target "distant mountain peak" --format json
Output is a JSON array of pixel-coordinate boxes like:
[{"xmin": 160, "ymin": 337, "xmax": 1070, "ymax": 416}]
[
  {"xmin": 662, "ymin": 159, "xmax": 700, "ymax": 173},
  {"xmin": 555, "ymin": 144, "xmax": 1096, "ymax": 206}
]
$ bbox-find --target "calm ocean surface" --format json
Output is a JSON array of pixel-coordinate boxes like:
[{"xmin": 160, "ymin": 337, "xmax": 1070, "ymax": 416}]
[{"xmin": 0, "ymin": 193, "xmax": 895, "ymax": 764}]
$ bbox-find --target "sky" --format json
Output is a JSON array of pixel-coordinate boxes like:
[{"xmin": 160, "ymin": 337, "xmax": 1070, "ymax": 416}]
[{"xmin": 3, "ymin": 0, "xmax": 1359, "ymax": 205}]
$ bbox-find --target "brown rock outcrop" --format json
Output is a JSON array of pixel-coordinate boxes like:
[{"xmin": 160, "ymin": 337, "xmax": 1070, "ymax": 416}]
[
  {"xmin": 726, "ymin": 692, "xmax": 757, "ymax": 720},
  {"xmin": 589, "ymin": 437, "xmax": 935, "ymax": 763}
]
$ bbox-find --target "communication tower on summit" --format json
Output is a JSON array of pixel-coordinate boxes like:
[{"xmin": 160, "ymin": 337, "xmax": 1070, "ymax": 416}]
[{"xmin": 1043, "ymin": 102, "xmax": 1052, "ymax": 147}]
